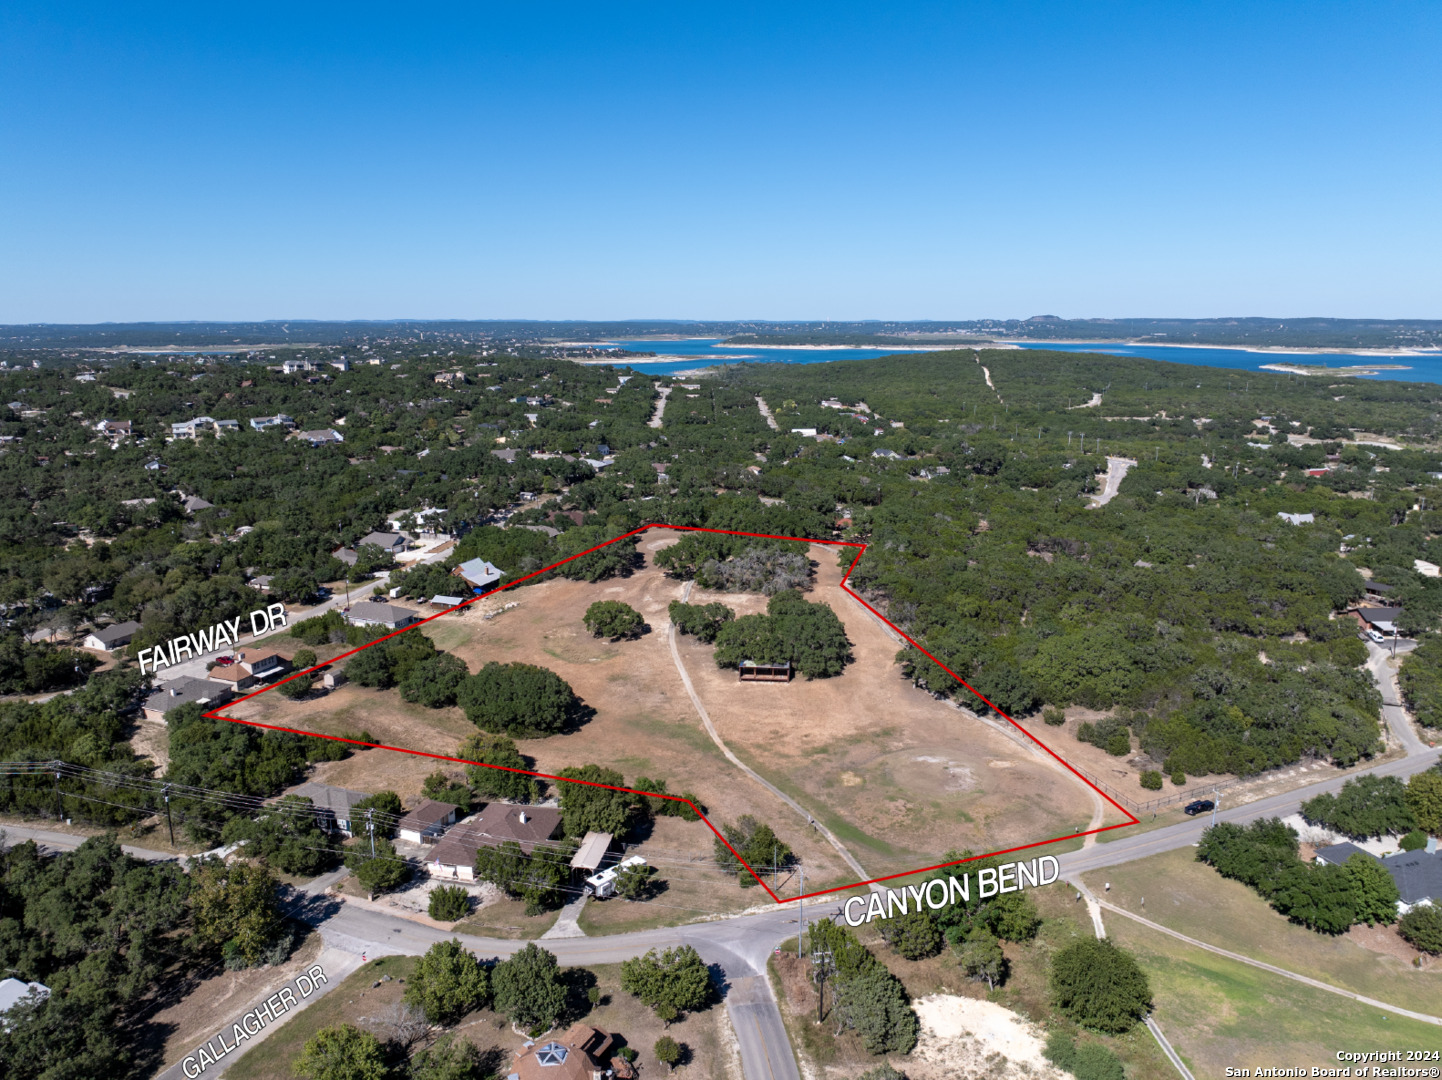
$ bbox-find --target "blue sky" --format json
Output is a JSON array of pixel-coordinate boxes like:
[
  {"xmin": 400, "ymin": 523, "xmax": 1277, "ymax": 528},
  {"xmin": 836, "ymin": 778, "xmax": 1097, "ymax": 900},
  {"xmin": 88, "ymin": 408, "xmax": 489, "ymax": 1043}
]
[{"xmin": 1, "ymin": 2, "xmax": 1438, "ymax": 322}]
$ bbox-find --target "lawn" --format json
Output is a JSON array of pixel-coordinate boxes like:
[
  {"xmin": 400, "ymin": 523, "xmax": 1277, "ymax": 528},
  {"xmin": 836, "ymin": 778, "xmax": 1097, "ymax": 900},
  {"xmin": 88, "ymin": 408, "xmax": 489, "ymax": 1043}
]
[
  {"xmin": 1106, "ymin": 915, "xmax": 1442, "ymax": 1076},
  {"xmin": 1082, "ymin": 847, "xmax": 1442, "ymax": 1015}
]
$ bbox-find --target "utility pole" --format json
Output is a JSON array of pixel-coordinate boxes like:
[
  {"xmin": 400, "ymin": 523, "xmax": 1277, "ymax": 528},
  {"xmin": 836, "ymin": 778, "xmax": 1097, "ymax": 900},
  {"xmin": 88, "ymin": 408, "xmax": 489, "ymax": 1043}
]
[
  {"xmin": 367, "ymin": 809, "xmax": 376, "ymax": 857},
  {"xmin": 811, "ymin": 949, "xmax": 835, "ymax": 1022},
  {"xmin": 797, "ymin": 865, "xmax": 805, "ymax": 958},
  {"xmin": 53, "ymin": 765, "xmax": 62, "ymax": 823},
  {"xmin": 163, "ymin": 783, "xmax": 174, "ymax": 846},
  {"xmin": 1211, "ymin": 787, "xmax": 1221, "ymax": 828}
]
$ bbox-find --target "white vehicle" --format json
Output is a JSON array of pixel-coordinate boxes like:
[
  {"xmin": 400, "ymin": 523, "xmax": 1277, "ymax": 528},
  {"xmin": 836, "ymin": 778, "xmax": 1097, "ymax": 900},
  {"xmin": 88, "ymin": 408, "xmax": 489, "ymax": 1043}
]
[
  {"xmin": 584, "ymin": 855, "xmax": 647, "ymax": 899},
  {"xmin": 1366, "ymin": 628, "xmax": 1386, "ymax": 644}
]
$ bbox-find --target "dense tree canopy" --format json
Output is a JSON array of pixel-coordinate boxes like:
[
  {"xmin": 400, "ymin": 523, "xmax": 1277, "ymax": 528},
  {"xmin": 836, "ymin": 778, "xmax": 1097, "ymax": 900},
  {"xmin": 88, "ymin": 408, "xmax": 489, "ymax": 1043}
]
[{"xmin": 457, "ymin": 661, "xmax": 579, "ymax": 736}]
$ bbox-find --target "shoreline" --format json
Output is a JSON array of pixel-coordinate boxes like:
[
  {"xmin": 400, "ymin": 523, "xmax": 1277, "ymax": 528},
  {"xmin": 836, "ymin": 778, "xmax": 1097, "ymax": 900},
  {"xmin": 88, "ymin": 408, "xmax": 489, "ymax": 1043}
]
[
  {"xmin": 1259, "ymin": 362, "xmax": 1413, "ymax": 377},
  {"xmin": 998, "ymin": 338, "xmax": 1442, "ymax": 358}
]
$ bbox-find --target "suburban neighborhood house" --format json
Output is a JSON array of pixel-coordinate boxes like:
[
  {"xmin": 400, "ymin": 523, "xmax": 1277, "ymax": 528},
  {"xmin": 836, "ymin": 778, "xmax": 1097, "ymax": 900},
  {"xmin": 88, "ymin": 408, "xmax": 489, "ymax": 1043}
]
[
  {"xmin": 453, "ymin": 556, "xmax": 503, "ymax": 593},
  {"xmin": 345, "ymin": 601, "xmax": 421, "ymax": 630},
  {"xmin": 396, "ymin": 799, "xmax": 459, "ymax": 845},
  {"xmin": 142, "ymin": 677, "xmax": 234, "ymax": 722},
  {"xmin": 356, "ymin": 531, "xmax": 408, "ymax": 554},
  {"xmin": 425, "ymin": 803, "xmax": 564, "ymax": 881},
  {"xmin": 1315, "ymin": 839, "xmax": 1442, "ymax": 914},
  {"xmin": 82, "ymin": 620, "xmax": 141, "ymax": 653},
  {"xmin": 511, "ymin": 1025, "xmax": 625, "ymax": 1080},
  {"xmin": 280, "ymin": 781, "xmax": 371, "ymax": 837}
]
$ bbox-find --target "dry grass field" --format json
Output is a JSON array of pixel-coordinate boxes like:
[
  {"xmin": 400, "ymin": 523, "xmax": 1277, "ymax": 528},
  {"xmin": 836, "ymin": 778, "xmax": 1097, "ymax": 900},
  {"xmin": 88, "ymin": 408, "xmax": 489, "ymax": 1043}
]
[{"xmin": 223, "ymin": 528, "xmax": 1107, "ymax": 907}]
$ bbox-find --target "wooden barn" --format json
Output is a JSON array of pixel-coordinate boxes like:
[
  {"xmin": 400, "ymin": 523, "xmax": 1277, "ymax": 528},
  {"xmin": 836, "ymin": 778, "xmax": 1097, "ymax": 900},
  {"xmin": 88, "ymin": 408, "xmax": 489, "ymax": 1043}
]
[{"xmin": 739, "ymin": 660, "xmax": 792, "ymax": 682}]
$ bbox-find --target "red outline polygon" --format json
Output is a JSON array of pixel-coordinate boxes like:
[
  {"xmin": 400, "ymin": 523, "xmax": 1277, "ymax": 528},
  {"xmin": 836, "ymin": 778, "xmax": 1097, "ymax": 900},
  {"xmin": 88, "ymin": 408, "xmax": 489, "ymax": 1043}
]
[{"xmin": 205, "ymin": 525, "xmax": 1138, "ymax": 903}]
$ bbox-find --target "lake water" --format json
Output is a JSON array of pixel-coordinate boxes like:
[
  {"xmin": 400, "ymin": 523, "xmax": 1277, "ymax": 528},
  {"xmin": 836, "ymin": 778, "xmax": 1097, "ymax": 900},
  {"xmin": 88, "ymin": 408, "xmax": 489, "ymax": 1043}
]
[{"xmin": 611, "ymin": 337, "xmax": 1442, "ymax": 385}]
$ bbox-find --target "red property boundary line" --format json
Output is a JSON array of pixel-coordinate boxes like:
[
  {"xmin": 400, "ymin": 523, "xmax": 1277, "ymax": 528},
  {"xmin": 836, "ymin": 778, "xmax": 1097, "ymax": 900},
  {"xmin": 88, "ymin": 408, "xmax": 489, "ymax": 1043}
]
[{"xmin": 205, "ymin": 524, "xmax": 1138, "ymax": 904}]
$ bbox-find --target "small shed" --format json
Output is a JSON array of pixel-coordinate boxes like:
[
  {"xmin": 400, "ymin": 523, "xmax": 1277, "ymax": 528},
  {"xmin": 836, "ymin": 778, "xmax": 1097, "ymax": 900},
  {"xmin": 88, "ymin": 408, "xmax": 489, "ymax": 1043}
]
[
  {"xmin": 739, "ymin": 660, "xmax": 792, "ymax": 682},
  {"xmin": 430, "ymin": 594, "xmax": 466, "ymax": 610}
]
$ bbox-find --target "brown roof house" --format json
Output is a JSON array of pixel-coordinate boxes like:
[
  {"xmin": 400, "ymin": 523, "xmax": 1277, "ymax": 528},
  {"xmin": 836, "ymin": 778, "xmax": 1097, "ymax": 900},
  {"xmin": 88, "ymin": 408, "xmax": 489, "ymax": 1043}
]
[
  {"xmin": 426, "ymin": 803, "xmax": 563, "ymax": 882},
  {"xmin": 396, "ymin": 798, "xmax": 459, "ymax": 845},
  {"xmin": 511, "ymin": 1025, "xmax": 617, "ymax": 1080}
]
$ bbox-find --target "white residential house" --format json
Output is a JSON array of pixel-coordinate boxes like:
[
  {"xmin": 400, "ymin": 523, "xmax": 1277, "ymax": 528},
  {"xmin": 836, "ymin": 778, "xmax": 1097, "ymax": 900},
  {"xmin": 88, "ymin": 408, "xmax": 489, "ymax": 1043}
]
[
  {"xmin": 82, "ymin": 620, "xmax": 141, "ymax": 652},
  {"xmin": 250, "ymin": 414, "xmax": 296, "ymax": 431},
  {"xmin": 345, "ymin": 601, "xmax": 421, "ymax": 630}
]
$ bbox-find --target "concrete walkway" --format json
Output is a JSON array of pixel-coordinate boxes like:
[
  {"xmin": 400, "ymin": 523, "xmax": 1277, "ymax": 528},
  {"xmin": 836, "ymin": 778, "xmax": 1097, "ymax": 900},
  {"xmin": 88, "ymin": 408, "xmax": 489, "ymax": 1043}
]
[{"xmin": 540, "ymin": 893, "xmax": 589, "ymax": 939}]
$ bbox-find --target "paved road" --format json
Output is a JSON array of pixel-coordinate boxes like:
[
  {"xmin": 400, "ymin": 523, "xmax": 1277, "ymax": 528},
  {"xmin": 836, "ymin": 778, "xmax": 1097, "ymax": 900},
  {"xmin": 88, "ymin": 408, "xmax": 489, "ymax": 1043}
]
[
  {"xmin": 1059, "ymin": 745, "xmax": 1442, "ymax": 877},
  {"xmin": 1088, "ymin": 456, "xmax": 1137, "ymax": 508},
  {"xmin": 648, "ymin": 383, "xmax": 672, "ymax": 428},
  {"xmin": 1366, "ymin": 638, "xmax": 1426, "ymax": 754}
]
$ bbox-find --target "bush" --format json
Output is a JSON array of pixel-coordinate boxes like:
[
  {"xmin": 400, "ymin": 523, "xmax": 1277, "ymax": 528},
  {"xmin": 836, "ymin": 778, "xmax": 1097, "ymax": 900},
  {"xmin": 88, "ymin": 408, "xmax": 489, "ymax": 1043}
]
[
  {"xmin": 429, "ymin": 884, "xmax": 472, "ymax": 922},
  {"xmin": 290, "ymin": 609, "xmax": 346, "ymax": 646},
  {"xmin": 1044, "ymin": 1030, "xmax": 1125, "ymax": 1080},
  {"xmin": 458, "ymin": 662, "xmax": 578, "ymax": 736},
  {"xmin": 293, "ymin": 1023, "xmax": 387, "ymax": 1080},
  {"xmin": 1140, "ymin": 770, "xmax": 1163, "ymax": 790},
  {"xmin": 1400, "ymin": 830, "xmax": 1429, "ymax": 852},
  {"xmin": 1398, "ymin": 904, "xmax": 1442, "ymax": 955},
  {"xmin": 583, "ymin": 600, "xmax": 645, "ymax": 640},
  {"xmin": 405, "ymin": 938, "xmax": 490, "ymax": 1025},
  {"xmin": 1171, "ymin": 770, "xmax": 1186, "ymax": 786},
  {"xmin": 1049, "ymin": 938, "xmax": 1152, "ymax": 1033},
  {"xmin": 633, "ymin": 775, "xmax": 703, "ymax": 821},
  {"xmin": 1104, "ymin": 732, "xmax": 1130, "ymax": 756},
  {"xmin": 1042, "ymin": 705, "xmax": 1066, "ymax": 726},
  {"xmin": 654, "ymin": 1035, "xmax": 683, "ymax": 1071}
]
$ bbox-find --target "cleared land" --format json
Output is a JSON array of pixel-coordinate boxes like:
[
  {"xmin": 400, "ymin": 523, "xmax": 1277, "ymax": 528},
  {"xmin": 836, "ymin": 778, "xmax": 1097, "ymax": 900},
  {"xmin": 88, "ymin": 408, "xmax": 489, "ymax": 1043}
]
[
  {"xmin": 1081, "ymin": 847, "xmax": 1442, "ymax": 1015},
  {"xmin": 223, "ymin": 529, "xmax": 1107, "ymax": 912}
]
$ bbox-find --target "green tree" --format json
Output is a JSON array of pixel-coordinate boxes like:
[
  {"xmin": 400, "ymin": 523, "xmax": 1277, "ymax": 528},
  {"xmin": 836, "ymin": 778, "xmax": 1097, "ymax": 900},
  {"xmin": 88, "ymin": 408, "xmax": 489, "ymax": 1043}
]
[
  {"xmin": 712, "ymin": 815, "xmax": 792, "ymax": 886},
  {"xmin": 401, "ymin": 652, "xmax": 471, "ymax": 708},
  {"xmin": 978, "ymin": 891, "xmax": 1042, "ymax": 942},
  {"xmin": 410, "ymin": 1034, "xmax": 493, "ymax": 1080},
  {"xmin": 491, "ymin": 943, "xmax": 567, "ymax": 1031},
  {"xmin": 220, "ymin": 795, "xmax": 339, "ymax": 875},
  {"xmin": 830, "ymin": 967, "xmax": 920, "ymax": 1054},
  {"xmin": 552, "ymin": 527, "xmax": 642, "ymax": 582},
  {"xmin": 1398, "ymin": 904, "xmax": 1442, "ymax": 955},
  {"xmin": 878, "ymin": 908, "xmax": 942, "ymax": 960},
  {"xmin": 619, "ymin": 946, "xmax": 714, "ymax": 1017},
  {"xmin": 429, "ymin": 885, "xmax": 472, "ymax": 922},
  {"xmin": 583, "ymin": 600, "xmax": 645, "ymax": 640},
  {"xmin": 957, "ymin": 928, "xmax": 1006, "ymax": 990},
  {"xmin": 458, "ymin": 731, "xmax": 540, "ymax": 802},
  {"xmin": 1270, "ymin": 862, "xmax": 1358, "ymax": 933},
  {"xmin": 345, "ymin": 837, "xmax": 409, "ymax": 900},
  {"xmin": 556, "ymin": 764, "xmax": 640, "ymax": 837},
  {"xmin": 190, "ymin": 858, "xmax": 283, "ymax": 967},
  {"xmin": 667, "ymin": 600, "xmax": 735, "ymax": 643},
  {"xmin": 858, "ymin": 1066, "xmax": 907, "ymax": 1080},
  {"xmin": 614, "ymin": 861, "xmax": 659, "ymax": 900},
  {"xmin": 458, "ymin": 662, "xmax": 578, "ymax": 736},
  {"xmin": 1405, "ymin": 770, "xmax": 1442, "ymax": 835},
  {"xmin": 1140, "ymin": 770, "xmax": 1163, "ymax": 790},
  {"xmin": 405, "ymin": 939, "xmax": 490, "ymax": 1025},
  {"xmin": 1301, "ymin": 774, "xmax": 1416, "ymax": 840},
  {"xmin": 292, "ymin": 1023, "xmax": 388, "ymax": 1080},
  {"xmin": 1049, "ymin": 938, "xmax": 1152, "ymax": 1034},
  {"xmin": 352, "ymin": 791, "xmax": 403, "ymax": 838},
  {"xmin": 1345, "ymin": 853, "xmax": 1401, "ymax": 926}
]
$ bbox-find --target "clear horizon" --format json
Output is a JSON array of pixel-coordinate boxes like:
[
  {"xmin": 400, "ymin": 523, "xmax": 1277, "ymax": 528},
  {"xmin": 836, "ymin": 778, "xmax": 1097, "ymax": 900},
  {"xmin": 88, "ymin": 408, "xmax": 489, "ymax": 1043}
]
[{"xmin": 2, "ymin": 2, "xmax": 1439, "ymax": 323}]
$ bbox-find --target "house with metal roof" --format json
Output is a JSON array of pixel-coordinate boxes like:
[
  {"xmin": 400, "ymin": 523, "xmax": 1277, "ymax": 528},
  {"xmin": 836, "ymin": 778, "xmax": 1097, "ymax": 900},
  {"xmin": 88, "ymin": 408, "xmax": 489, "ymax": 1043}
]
[
  {"xmin": 453, "ymin": 557, "xmax": 503, "ymax": 593},
  {"xmin": 82, "ymin": 620, "xmax": 141, "ymax": 652},
  {"xmin": 345, "ymin": 601, "xmax": 421, "ymax": 630}
]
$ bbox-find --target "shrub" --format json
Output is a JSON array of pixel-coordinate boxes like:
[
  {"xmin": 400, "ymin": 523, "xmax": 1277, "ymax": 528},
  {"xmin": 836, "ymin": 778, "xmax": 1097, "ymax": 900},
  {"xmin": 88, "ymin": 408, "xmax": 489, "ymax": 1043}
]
[
  {"xmin": 1400, "ymin": 830, "xmax": 1429, "ymax": 852},
  {"xmin": 289, "ymin": 610, "xmax": 346, "ymax": 646},
  {"xmin": 1140, "ymin": 770, "xmax": 1163, "ymax": 790},
  {"xmin": 458, "ymin": 662, "xmax": 578, "ymax": 736},
  {"xmin": 1171, "ymin": 770, "xmax": 1186, "ymax": 786},
  {"xmin": 713, "ymin": 815, "xmax": 792, "ymax": 886},
  {"xmin": 293, "ymin": 1023, "xmax": 387, "ymax": 1080},
  {"xmin": 428, "ymin": 885, "xmax": 471, "ymax": 922},
  {"xmin": 583, "ymin": 600, "xmax": 645, "ymax": 640},
  {"xmin": 1398, "ymin": 904, "xmax": 1442, "ymax": 955},
  {"xmin": 1042, "ymin": 705, "xmax": 1066, "ymax": 726},
  {"xmin": 654, "ymin": 1036, "xmax": 683, "ymax": 1071}
]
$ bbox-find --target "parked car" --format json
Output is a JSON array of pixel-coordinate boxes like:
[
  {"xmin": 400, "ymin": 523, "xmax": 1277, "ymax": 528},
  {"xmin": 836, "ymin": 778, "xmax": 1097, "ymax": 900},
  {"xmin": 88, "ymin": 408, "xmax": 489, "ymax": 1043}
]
[
  {"xmin": 1184, "ymin": 799, "xmax": 1215, "ymax": 816},
  {"xmin": 1365, "ymin": 629, "xmax": 1386, "ymax": 644},
  {"xmin": 213, "ymin": 655, "xmax": 234, "ymax": 666}
]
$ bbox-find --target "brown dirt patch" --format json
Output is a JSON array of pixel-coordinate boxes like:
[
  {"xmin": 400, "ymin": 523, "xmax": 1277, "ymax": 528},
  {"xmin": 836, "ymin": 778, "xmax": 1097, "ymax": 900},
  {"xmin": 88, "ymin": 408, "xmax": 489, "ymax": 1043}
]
[{"xmin": 1346, "ymin": 921, "xmax": 1425, "ymax": 966}]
